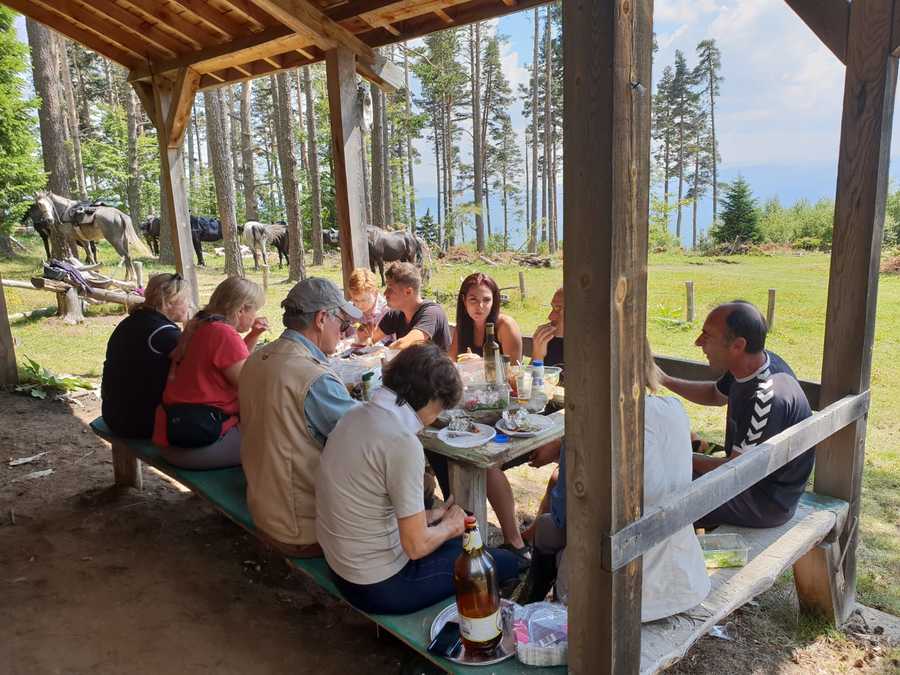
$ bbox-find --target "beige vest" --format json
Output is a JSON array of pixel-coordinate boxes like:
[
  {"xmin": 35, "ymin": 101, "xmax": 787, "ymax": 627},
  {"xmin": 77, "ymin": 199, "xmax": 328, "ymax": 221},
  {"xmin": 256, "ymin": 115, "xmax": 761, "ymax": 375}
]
[{"xmin": 239, "ymin": 336, "xmax": 332, "ymax": 547}]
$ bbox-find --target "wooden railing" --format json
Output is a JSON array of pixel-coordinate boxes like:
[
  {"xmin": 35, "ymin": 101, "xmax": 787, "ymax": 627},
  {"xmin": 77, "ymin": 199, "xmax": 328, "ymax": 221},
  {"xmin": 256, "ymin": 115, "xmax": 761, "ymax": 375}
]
[{"xmin": 600, "ymin": 390, "xmax": 870, "ymax": 571}]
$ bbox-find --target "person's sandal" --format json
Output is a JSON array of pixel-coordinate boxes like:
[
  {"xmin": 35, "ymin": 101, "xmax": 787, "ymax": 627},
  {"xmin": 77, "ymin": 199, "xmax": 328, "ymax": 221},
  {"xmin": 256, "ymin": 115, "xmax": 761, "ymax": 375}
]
[{"xmin": 499, "ymin": 542, "xmax": 532, "ymax": 571}]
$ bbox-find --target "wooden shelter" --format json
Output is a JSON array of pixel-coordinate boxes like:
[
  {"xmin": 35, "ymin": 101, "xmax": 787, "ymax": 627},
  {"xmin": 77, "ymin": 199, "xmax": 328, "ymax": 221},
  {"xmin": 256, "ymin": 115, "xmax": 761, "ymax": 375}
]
[{"xmin": 0, "ymin": 0, "xmax": 895, "ymax": 672}]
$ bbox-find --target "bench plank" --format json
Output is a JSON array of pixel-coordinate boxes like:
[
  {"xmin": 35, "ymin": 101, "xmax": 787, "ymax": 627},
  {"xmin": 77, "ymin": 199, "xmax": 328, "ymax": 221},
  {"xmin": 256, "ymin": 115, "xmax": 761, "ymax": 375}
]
[
  {"xmin": 639, "ymin": 492, "xmax": 849, "ymax": 674},
  {"xmin": 90, "ymin": 418, "xmax": 562, "ymax": 675}
]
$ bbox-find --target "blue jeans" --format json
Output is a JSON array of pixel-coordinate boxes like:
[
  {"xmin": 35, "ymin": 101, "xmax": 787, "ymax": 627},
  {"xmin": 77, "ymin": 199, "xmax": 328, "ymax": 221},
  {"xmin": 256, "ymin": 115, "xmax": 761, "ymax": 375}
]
[{"xmin": 330, "ymin": 538, "xmax": 519, "ymax": 615}]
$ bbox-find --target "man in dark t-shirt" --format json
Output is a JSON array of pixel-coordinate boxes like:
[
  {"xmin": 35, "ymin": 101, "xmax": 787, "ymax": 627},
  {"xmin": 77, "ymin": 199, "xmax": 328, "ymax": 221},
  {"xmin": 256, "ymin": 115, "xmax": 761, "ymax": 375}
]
[
  {"xmin": 367, "ymin": 261, "xmax": 451, "ymax": 352},
  {"xmin": 659, "ymin": 301, "xmax": 813, "ymax": 528}
]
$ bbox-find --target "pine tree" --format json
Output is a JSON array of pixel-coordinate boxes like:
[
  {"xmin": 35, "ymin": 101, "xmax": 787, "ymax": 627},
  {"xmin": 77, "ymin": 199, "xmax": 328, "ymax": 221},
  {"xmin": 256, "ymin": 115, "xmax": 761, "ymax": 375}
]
[
  {"xmin": 0, "ymin": 8, "xmax": 42, "ymax": 237},
  {"xmin": 713, "ymin": 176, "xmax": 760, "ymax": 245},
  {"xmin": 695, "ymin": 39, "xmax": 723, "ymax": 225},
  {"xmin": 669, "ymin": 50, "xmax": 700, "ymax": 241},
  {"xmin": 652, "ymin": 66, "xmax": 676, "ymax": 213}
]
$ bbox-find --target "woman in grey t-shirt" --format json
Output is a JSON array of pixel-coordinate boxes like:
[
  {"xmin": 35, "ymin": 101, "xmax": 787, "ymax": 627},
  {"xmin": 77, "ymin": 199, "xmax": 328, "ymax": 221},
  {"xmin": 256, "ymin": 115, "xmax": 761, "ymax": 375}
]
[{"xmin": 316, "ymin": 344, "xmax": 519, "ymax": 614}]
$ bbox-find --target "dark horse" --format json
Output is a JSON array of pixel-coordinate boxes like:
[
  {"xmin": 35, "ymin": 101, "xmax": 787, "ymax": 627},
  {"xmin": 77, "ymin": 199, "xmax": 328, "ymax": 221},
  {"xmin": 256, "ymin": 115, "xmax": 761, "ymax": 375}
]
[
  {"xmin": 269, "ymin": 225, "xmax": 340, "ymax": 269},
  {"xmin": 366, "ymin": 226, "xmax": 431, "ymax": 285},
  {"xmin": 140, "ymin": 214, "xmax": 222, "ymax": 266}
]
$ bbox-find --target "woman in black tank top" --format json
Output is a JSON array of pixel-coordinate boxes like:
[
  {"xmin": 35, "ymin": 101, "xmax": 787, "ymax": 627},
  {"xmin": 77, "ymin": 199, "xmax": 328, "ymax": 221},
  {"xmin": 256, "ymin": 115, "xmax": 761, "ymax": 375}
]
[{"xmin": 449, "ymin": 272, "xmax": 523, "ymax": 364}]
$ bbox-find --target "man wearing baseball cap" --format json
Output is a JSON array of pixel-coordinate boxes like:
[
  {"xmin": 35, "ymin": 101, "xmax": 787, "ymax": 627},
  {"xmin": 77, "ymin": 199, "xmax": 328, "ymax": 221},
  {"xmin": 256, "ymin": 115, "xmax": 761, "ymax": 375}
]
[{"xmin": 239, "ymin": 277, "xmax": 363, "ymax": 557}]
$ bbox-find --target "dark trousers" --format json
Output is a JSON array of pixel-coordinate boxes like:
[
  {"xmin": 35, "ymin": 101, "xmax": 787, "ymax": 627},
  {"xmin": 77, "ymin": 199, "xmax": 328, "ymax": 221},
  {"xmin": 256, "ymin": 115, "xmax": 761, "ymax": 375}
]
[
  {"xmin": 693, "ymin": 471, "xmax": 793, "ymax": 529},
  {"xmin": 331, "ymin": 538, "xmax": 519, "ymax": 615}
]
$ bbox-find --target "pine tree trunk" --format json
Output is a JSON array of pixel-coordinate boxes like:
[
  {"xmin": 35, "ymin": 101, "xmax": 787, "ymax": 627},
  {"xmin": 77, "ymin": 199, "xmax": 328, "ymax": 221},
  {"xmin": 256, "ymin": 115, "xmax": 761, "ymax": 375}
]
[
  {"xmin": 676, "ymin": 94, "xmax": 685, "ymax": 239},
  {"xmin": 240, "ymin": 81, "xmax": 258, "ymax": 221},
  {"xmin": 529, "ymin": 8, "xmax": 540, "ymax": 253},
  {"xmin": 193, "ymin": 102, "xmax": 203, "ymax": 174},
  {"xmin": 524, "ymin": 128, "xmax": 530, "ymax": 242},
  {"xmin": 541, "ymin": 10, "xmax": 551, "ymax": 247},
  {"xmin": 709, "ymin": 72, "xmax": 718, "ymax": 225},
  {"xmin": 26, "ymin": 19, "xmax": 71, "ymax": 259},
  {"xmin": 59, "ymin": 42, "xmax": 87, "ymax": 200},
  {"xmin": 187, "ymin": 102, "xmax": 195, "ymax": 193},
  {"xmin": 303, "ymin": 66, "xmax": 324, "ymax": 266},
  {"xmin": 404, "ymin": 52, "xmax": 416, "ymax": 229},
  {"xmin": 361, "ymin": 134, "xmax": 372, "ymax": 223},
  {"xmin": 275, "ymin": 71, "xmax": 305, "ymax": 281},
  {"xmin": 125, "ymin": 88, "xmax": 142, "ymax": 228},
  {"xmin": 370, "ymin": 82, "xmax": 385, "ymax": 228},
  {"xmin": 502, "ymin": 169, "xmax": 509, "ymax": 250},
  {"xmin": 293, "ymin": 70, "xmax": 308, "ymax": 176},
  {"xmin": 204, "ymin": 89, "xmax": 243, "ymax": 277},
  {"xmin": 470, "ymin": 23, "xmax": 485, "ymax": 252},
  {"xmin": 382, "ymin": 86, "xmax": 393, "ymax": 226},
  {"xmin": 434, "ymin": 115, "xmax": 442, "ymax": 236}
]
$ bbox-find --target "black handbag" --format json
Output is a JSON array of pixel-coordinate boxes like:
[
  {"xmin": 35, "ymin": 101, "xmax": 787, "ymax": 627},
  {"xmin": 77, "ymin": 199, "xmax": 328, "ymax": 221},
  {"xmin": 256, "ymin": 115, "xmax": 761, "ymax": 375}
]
[{"xmin": 165, "ymin": 403, "xmax": 227, "ymax": 448}]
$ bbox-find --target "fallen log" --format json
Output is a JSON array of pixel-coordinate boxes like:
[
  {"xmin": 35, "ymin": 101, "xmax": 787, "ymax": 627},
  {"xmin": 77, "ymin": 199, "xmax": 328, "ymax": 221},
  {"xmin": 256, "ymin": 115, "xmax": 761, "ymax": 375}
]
[{"xmin": 8, "ymin": 306, "xmax": 57, "ymax": 322}]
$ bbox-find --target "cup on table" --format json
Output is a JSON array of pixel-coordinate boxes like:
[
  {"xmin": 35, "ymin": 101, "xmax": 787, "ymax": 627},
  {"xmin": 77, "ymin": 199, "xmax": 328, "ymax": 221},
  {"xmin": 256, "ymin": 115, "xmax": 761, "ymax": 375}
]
[{"xmin": 515, "ymin": 369, "xmax": 533, "ymax": 404}]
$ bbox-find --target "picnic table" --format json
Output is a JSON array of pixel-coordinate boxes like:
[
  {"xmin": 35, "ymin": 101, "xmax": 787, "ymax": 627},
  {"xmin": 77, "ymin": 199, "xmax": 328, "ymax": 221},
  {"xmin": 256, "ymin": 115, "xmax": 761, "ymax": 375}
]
[{"xmin": 418, "ymin": 411, "xmax": 564, "ymax": 533}]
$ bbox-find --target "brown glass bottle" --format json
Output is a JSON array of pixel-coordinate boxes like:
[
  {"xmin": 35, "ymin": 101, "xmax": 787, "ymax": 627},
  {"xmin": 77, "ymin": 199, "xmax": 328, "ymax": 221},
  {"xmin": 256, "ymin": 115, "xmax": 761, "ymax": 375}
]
[{"xmin": 453, "ymin": 516, "xmax": 502, "ymax": 655}]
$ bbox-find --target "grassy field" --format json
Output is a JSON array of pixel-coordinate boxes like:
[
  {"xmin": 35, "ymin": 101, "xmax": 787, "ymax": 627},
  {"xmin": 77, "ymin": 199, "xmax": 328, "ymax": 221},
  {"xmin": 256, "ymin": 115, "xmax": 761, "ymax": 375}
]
[{"xmin": 2, "ymin": 236, "xmax": 898, "ymax": 616}]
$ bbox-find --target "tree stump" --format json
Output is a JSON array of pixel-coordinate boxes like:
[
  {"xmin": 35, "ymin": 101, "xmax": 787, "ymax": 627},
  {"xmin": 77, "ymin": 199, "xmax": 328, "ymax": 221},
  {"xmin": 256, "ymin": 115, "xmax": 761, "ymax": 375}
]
[{"xmin": 57, "ymin": 286, "xmax": 84, "ymax": 325}]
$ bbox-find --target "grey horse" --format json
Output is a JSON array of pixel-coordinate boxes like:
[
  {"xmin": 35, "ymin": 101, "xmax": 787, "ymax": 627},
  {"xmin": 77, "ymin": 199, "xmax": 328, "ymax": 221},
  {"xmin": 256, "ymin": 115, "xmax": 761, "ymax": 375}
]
[
  {"xmin": 366, "ymin": 226, "xmax": 432, "ymax": 286},
  {"xmin": 34, "ymin": 191, "xmax": 150, "ymax": 281}
]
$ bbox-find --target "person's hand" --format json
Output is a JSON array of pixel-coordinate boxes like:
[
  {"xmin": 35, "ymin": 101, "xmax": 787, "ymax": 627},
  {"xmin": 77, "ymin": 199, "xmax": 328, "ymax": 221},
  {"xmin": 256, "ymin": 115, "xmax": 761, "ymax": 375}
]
[
  {"xmin": 531, "ymin": 322, "xmax": 556, "ymax": 362},
  {"xmin": 529, "ymin": 440, "xmax": 561, "ymax": 467},
  {"xmin": 456, "ymin": 348, "xmax": 481, "ymax": 363},
  {"xmin": 443, "ymin": 504, "xmax": 467, "ymax": 537},
  {"xmin": 428, "ymin": 495, "xmax": 455, "ymax": 524},
  {"xmin": 249, "ymin": 317, "xmax": 269, "ymax": 335}
]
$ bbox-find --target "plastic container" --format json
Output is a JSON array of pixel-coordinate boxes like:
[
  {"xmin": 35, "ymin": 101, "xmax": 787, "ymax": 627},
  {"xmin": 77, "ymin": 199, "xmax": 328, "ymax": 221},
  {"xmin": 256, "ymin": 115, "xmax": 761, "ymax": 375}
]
[
  {"xmin": 513, "ymin": 602, "xmax": 567, "ymax": 667},
  {"xmin": 698, "ymin": 533, "xmax": 750, "ymax": 569}
]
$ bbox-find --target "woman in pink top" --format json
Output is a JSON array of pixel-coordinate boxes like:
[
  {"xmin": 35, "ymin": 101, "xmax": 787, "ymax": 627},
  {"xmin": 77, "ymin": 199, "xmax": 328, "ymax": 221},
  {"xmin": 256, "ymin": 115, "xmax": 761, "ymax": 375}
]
[{"xmin": 153, "ymin": 276, "xmax": 267, "ymax": 469}]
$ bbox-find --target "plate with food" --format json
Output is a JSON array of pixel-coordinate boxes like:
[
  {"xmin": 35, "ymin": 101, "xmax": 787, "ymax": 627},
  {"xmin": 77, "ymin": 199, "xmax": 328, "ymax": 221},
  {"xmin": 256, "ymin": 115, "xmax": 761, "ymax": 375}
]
[
  {"xmin": 437, "ymin": 419, "xmax": 497, "ymax": 448},
  {"xmin": 496, "ymin": 410, "xmax": 555, "ymax": 437}
]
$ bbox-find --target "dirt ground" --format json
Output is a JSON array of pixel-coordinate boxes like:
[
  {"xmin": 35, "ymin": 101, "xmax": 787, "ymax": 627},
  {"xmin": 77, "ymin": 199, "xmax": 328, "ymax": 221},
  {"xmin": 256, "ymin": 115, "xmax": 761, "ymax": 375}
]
[{"xmin": 1, "ymin": 391, "xmax": 898, "ymax": 674}]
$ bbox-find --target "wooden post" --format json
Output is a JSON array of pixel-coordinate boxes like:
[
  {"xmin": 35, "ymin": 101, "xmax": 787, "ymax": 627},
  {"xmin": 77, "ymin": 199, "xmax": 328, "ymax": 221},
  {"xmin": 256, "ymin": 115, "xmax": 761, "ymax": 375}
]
[
  {"xmin": 58, "ymin": 286, "xmax": 84, "ymax": 325},
  {"xmin": 134, "ymin": 260, "xmax": 144, "ymax": 289},
  {"xmin": 325, "ymin": 46, "xmax": 370, "ymax": 292},
  {"xmin": 685, "ymin": 281, "xmax": 695, "ymax": 323},
  {"xmin": 518, "ymin": 270, "xmax": 527, "ymax": 300},
  {"xmin": 145, "ymin": 72, "xmax": 200, "ymax": 308},
  {"xmin": 563, "ymin": 0, "xmax": 651, "ymax": 671},
  {"xmin": 447, "ymin": 462, "xmax": 488, "ymax": 536},
  {"xmin": 262, "ymin": 264, "xmax": 269, "ymax": 292},
  {"xmin": 766, "ymin": 288, "xmax": 776, "ymax": 330},
  {"xmin": 0, "ymin": 272, "xmax": 17, "ymax": 386},
  {"xmin": 798, "ymin": 0, "xmax": 898, "ymax": 625},
  {"xmin": 111, "ymin": 438, "xmax": 143, "ymax": 490}
]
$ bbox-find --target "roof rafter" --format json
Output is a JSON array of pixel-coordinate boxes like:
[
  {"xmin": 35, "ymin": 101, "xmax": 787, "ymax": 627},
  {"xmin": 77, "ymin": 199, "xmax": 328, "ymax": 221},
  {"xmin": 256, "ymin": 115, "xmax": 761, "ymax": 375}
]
[
  {"xmin": 74, "ymin": 0, "xmax": 189, "ymax": 58},
  {"xmin": 784, "ymin": 0, "xmax": 849, "ymax": 64},
  {"xmin": 165, "ymin": 0, "xmax": 248, "ymax": 39}
]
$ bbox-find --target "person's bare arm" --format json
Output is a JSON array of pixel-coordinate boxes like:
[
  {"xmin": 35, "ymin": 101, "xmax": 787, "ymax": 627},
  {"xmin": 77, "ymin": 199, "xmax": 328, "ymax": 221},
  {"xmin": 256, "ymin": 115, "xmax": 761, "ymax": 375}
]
[
  {"xmin": 398, "ymin": 504, "xmax": 467, "ymax": 560},
  {"xmin": 243, "ymin": 317, "xmax": 269, "ymax": 351},
  {"xmin": 658, "ymin": 370, "xmax": 728, "ymax": 407},
  {"xmin": 529, "ymin": 438, "xmax": 562, "ymax": 467},
  {"xmin": 222, "ymin": 358, "xmax": 247, "ymax": 388},
  {"xmin": 448, "ymin": 329, "xmax": 460, "ymax": 361},
  {"xmin": 498, "ymin": 315, "xmax": 523, "ymax": 364},
  {"xmin": 389, "ymin": 328, "xmax": 430, "ymax": 351},
  {"xmin": 692, "ymin": 453, "xmax": 730, "ymax": 475}
]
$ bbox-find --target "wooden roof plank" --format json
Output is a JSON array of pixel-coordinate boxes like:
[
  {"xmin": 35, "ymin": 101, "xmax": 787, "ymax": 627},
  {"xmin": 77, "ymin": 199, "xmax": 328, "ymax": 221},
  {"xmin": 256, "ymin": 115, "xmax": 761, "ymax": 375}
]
[
  {"xmin": 215, "ymin": 0, "xmax": 278, "ymax": 28},
  {"xmin": 76, "ymin": 0, "xmax": 188, "ymax": 57},
  {"xmin": 166, "ymin": 0, "xmax": 248, "ymax": 39},
  {"xmin": 784, "ymin": 0, "xmax": 849, "ymax": 65},
  {"xmin": 118, "ymin": 0, "xmax": 217, "ymax": 48},
  {"xmin": 29, "ymin": 0, "xmax": 171, "ymax": 61},
  {"xmin": 199, "ymin": 50, "xmax": 312, "ymax": 89},
  {"xmin": 2, "ymin": 0, "xmax": 143, "ymax": 68}
]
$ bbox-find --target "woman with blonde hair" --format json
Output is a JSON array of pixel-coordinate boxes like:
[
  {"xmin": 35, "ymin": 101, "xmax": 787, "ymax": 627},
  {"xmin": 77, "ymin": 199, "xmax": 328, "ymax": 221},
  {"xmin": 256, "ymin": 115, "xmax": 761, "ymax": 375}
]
[
  {"xmin": 102, "ymin": 273, "xmax": 191, "ymax": 438},
  {"xmin": 346, "ymin": 267, "xmax": 390, "ymax": 343},
  {"xmin": 152, "ymin": 276, "xmax": 268, "ymax": 469}
]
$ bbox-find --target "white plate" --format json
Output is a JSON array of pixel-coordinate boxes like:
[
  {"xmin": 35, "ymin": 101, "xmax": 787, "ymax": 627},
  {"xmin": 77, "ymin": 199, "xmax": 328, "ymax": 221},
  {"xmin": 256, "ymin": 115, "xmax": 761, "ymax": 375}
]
[
  {"xmin": 495, "ymin": 414, "xmax": 555, "ymax": 437},
  {"xmin": 437, "ymin": 423, "xmax": 496, "ymax": 448},
  {"xmin": 429, "ymin": 600, "xmax": 517, "ymax": 666}
]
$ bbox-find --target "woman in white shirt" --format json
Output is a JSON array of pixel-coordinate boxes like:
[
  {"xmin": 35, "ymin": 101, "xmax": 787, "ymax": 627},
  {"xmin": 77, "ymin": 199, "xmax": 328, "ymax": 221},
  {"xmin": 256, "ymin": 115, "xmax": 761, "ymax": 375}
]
[{"xmin": 316, "ymin": 343, "xmax": 520, "ymax": 614}]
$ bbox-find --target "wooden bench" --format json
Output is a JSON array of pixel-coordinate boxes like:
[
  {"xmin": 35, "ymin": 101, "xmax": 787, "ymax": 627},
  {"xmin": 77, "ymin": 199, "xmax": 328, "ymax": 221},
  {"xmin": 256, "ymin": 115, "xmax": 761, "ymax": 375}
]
[{"xmin": 90, "ymin": 417, "xmax": 848, "ymax": 674}]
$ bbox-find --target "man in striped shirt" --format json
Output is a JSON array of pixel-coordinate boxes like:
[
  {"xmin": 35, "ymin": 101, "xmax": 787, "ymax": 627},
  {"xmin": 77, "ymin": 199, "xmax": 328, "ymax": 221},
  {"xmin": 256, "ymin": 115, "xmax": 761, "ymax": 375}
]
[{"xmin": 659, "ymin": 301, "xmax": 814, "ymax": 528}]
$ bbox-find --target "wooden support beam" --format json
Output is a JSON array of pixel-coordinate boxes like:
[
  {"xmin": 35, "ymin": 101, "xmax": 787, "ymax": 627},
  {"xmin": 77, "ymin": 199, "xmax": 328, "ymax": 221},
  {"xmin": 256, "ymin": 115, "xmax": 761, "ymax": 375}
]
[
  {"xmin": 563, "ymin": 0, "xmax": 652, "ymax": 671},
  {"xmin": 166, "ymin": 68, "xmax": 201, "ymax": 147},
  {"xmin": 117, "ymin": 0, "xmax": 218, "ymax": 49},
  {"xmin": 198, "ymin": 50, "xmax": 313, "ymax": 90},
  {"xmin": 794, "ymin": 541, "xmax": 848, "ymax": 624},
  {"xmin": 74, "ymin": 0, "xmax": 189, "ymax": 57},
  {"xmin": 215, "ymin": 0, "xmax": 274, "ymax": 29},
  {"xmin": 151, "ymin": 75, "xmax": 200, "ymax": 308},
  {"xmin": 607, "ymin": 392, "xmax": 869, "ymax": 571},
  {"xmin": 325, "ymin": 47, "xmax": 370, "ymax": 291},
  {"xmin": 132, "ymin": 81, "xmax": 159, "ymax": 129},
  {"xmin": 166, "ymin": 0, "xmax": 245, "ymax": 39},
  {"xmin": 1, "ymin": 0, "xmax": 143, "ymax": 69},
  {"xmin": 249, "ymin": 0, "xmax": 404, "ymax": 90},
  {"xmin": 784, "ymin": 0, "xmax": 850, "ymax": 64},
  {"xmin": 805, "ymin": 0, "xmax": 898, "ymax": 625},
  {"xmin": 434, "ymin": 9, "xmax": 454, "ymax": 23},
  {"xmin": 0, "ymin": 272, "xmax": 17, "ymax": 386}
]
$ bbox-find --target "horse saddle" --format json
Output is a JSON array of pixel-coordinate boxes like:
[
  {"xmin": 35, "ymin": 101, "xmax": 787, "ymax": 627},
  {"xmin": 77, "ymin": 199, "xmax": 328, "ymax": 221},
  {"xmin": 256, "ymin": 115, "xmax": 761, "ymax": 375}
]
[{"xmin": 65, "ymin": 200, "xmax": 112, "ymax": 226}]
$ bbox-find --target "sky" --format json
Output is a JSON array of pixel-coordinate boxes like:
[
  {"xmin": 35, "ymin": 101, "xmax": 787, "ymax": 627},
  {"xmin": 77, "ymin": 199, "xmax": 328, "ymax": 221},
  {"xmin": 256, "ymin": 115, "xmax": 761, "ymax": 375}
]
[{"xmin": 14, "ymin": 3, "xmax": 900, "ymax": 246}]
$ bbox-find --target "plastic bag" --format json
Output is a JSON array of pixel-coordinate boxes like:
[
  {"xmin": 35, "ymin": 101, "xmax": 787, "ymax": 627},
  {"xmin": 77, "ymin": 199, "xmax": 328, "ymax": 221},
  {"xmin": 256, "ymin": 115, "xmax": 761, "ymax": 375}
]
[{"xmin": 513, "ymin": 602, "xmax": 568, "ymax": 666}]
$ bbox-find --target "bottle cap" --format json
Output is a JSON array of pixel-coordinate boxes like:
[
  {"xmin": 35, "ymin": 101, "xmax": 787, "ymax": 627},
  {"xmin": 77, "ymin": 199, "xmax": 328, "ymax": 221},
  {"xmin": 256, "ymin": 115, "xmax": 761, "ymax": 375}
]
[
  {"xmin": 532, "ymin": 360, "xmax": 543, "ymax": 366},
  {"xmin": 494, "ymin": 433, "xmax": 509, "ymax": 443},
  {"xmin": 464, "ymin": 515, "xmax": 477, "ymax": 527}
]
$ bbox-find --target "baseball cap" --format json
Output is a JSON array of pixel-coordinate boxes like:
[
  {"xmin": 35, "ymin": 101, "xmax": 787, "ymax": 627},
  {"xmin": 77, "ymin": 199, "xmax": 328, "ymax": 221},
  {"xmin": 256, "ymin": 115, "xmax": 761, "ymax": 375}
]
[{"xmin": 281, "ymin": 277, "xmax": 363, "ymax": 320}]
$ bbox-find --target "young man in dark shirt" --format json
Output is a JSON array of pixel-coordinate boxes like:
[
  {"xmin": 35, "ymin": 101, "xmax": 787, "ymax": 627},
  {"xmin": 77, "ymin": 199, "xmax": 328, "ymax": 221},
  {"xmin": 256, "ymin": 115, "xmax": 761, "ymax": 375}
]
[
  {"xmin": 659, "ymin": 301, "xmax": 813, "ymax": 528},
  {"xmin": 367, "ymin": 262, "xmax": 451, "ymax": 352}
]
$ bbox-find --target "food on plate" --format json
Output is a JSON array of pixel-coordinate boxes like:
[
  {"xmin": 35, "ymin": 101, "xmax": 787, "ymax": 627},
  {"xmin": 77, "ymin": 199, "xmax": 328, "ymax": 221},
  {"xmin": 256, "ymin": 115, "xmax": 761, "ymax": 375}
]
[
  {"xmin": 447, "ymin": 416, "xmax": 480, "ymax": 434},
  {"xmin": 502, "ymin": 408, "xmax": 539, "ymax": 432}
]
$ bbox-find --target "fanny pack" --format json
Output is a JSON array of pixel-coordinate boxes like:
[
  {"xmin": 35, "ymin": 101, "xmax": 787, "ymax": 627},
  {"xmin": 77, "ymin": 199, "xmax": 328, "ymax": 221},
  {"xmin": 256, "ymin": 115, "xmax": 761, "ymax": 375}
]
[{"xmin": 165, "ymin": 403, "xmax": 227, "ymax": 448}]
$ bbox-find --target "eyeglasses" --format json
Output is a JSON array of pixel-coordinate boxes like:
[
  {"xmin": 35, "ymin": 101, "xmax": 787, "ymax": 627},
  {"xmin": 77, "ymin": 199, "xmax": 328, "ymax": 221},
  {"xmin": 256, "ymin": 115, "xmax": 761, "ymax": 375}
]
[{"xmin": 330, "ymin": 310, "xmax": 352, "ymax": 333}]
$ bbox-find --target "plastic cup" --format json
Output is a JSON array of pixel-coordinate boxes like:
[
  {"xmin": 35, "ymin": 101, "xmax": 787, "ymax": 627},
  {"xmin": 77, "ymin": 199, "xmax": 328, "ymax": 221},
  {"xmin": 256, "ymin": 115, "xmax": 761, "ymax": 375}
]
[{"xmin": 515, "ymin": 370, "xmax": 533, "ymax": 403}]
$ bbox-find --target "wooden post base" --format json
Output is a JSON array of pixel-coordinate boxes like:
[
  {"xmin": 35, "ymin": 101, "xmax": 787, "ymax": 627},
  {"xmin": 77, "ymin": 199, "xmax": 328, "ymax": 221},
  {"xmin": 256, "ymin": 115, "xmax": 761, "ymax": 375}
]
[
  {"xmin": 111, "ymin": 439, "xmax": 143, "ymax": 490},
  {"xmin": 448, "ymin": 461, "xmax": 487, "ymax": 535},
  {"xmin": 57, "ymin": 287, "xmax": 84, "ymax": 325},
  {"xmin": 794, "ymin": 540, "xmax": 849, "ymax": 624}
]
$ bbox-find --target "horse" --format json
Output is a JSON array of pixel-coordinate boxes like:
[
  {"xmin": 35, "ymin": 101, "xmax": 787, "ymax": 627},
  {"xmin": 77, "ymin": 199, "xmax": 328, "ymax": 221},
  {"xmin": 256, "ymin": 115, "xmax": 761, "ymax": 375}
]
[
  {"xmin": 33, "ymin": 191, "xmax": 149, "ymax": 280},
  {"xmin": 268, "ymin": 225, "xmax": 340, "ymax": 269},
  {"xmin": 139, "ymin": 214, "xmax": 222, "ymax": 266},
  {"xmin": 239, "ymin": 220, "xmax": 286, "ymax": 271},
  {"xmin": 366, "ymin": 226, "xmax": 424, "ymax": 285},
  {"xmin": 21, "ymin": 201, "xmax": 95, "ymax": 262}
]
